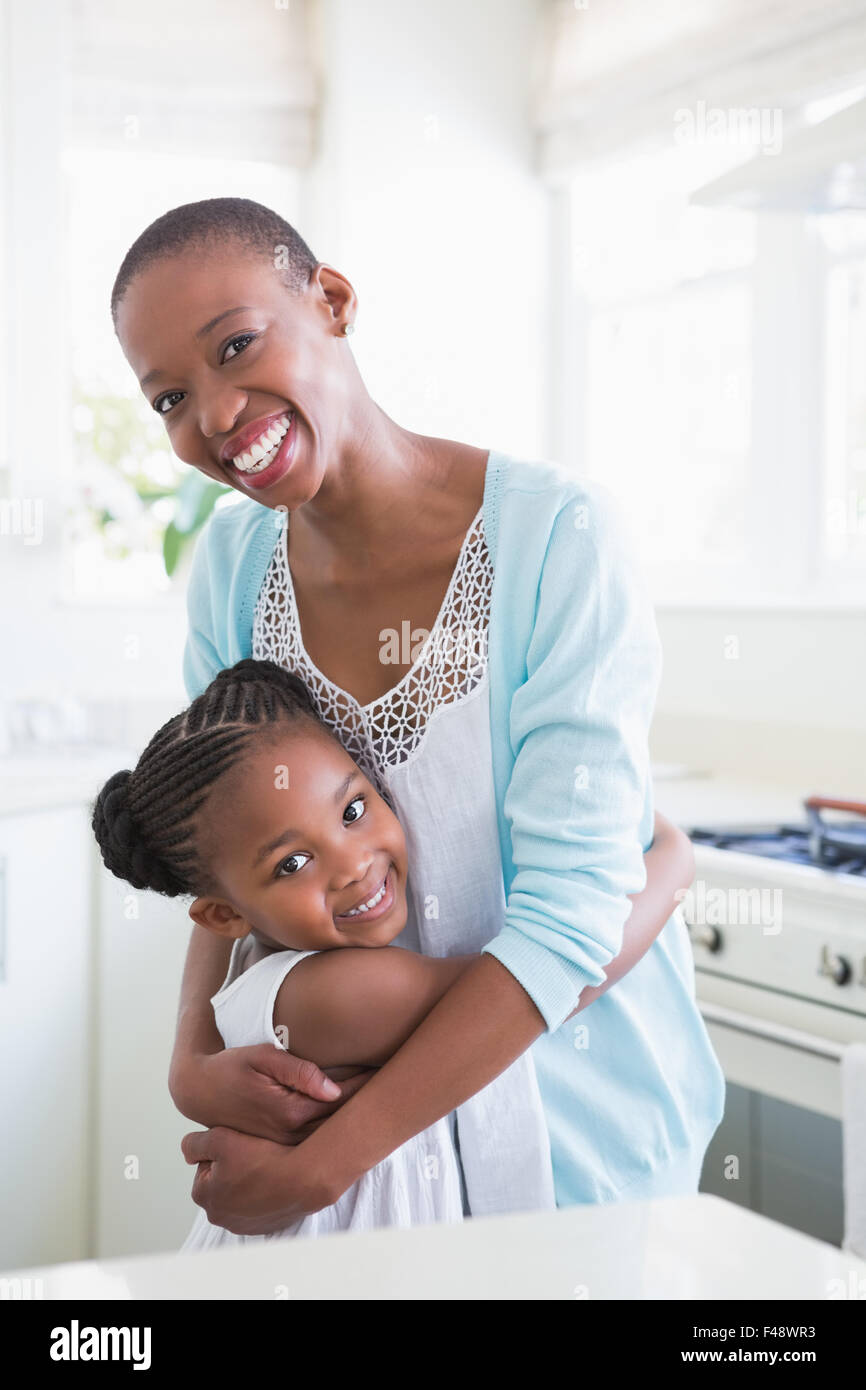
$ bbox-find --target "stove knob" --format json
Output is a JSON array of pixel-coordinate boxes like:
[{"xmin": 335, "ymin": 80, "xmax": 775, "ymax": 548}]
[
  {"xmin": 819, "ymin": 946, "xmax": 852, "ymax": 986},
  {"xmin": 688, "ymin": 924, "xmax": 722, "ymax": 954}
]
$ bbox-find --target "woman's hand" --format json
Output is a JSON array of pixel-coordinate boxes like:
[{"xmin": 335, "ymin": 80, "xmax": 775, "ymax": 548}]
[
  {"xmin": 181, "ymin": 1126, "xmax": 336, "ymax": 1235},
  {"xmin": 171, "ymin": 1043, "xmax": 375, "ymax": 1145}
]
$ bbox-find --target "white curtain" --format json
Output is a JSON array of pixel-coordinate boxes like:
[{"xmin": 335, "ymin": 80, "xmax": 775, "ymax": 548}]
[
  {"xmin": 62, "ymin": 0, "xmax": 319, "ymax": 165},
  {"xmin": 534, "ymin": 0, "xmax": 866, "ymax": 174}
]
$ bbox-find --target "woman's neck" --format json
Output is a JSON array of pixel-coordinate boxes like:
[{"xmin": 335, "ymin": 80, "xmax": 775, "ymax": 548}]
[{"xmin": 290, "ymin": 402, "xmax": 480, "ymax": 575}]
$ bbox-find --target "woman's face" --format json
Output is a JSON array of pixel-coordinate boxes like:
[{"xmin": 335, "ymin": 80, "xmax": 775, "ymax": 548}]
[
  {"xmin": 194, "ymin": 725, "xmax": 410, "ymax": 953},
  {"xmin": 115, "ymin": 245, "xmax": 358, "ymax": 512}
]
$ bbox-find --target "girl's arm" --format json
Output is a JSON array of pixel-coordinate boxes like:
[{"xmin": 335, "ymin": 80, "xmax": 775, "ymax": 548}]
[
  {"xmin": 168, "ymin": 924, "xmax": 369, "ymax": 1144},
  {"xmin": 275, "ymin": 809, "xmax": 693, "ymax": 1069}
]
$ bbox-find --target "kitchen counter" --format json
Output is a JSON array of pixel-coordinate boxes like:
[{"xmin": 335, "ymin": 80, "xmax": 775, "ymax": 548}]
[
  {"xmin": 650, "ymin": 769, "xmax": 809, "ymax": 831},
  {"xmin": 6, "ymin": 1195, "xmax": 866, "ymax": 1300},
  {"xmin": 0, "ymin": 747, "xmax": 139, "ymax": 816}
]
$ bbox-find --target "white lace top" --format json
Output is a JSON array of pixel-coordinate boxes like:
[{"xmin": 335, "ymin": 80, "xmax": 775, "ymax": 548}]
[
  {"xmin": 250, "ymin": 503, "xmax": 556, "ymax": 1218},
  {"xmin": 251, "ymin": 503, "xmax": 506, "ymax": 960}
]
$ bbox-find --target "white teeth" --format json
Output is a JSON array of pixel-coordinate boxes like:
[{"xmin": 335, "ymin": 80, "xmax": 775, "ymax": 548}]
[
  {"xmin": 341, "ymin": 876, "xmax": 387, "ymax": 917},
  {"xmin": 232, "ymin": 412, "xmax": 293, "ymax": 473}
]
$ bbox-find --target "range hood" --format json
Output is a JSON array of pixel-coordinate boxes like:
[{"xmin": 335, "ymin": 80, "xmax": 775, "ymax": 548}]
[{"xmin": 690, "ymin": 94, "xmax": 866, "ymax": 213}]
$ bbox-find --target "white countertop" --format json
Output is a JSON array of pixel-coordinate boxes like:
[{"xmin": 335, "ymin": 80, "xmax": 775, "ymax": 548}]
[
  {"xmin": 650, "ymin": 770, "xmax": 809, "ymax": 830},
  {"xmin": 7, "ymin": 1195, "xmax": 865, "ymax": 1300}
]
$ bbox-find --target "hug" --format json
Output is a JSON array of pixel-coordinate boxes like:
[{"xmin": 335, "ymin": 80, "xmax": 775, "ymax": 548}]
[{"xmin": 93, "ymin": 194, "xmax": 725, "ymax": 1242}]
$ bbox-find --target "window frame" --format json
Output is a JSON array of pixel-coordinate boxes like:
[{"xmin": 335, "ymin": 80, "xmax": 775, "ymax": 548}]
[{"xmin": 553, "ymin": 162, "xmax": 866, "ymax": 612}]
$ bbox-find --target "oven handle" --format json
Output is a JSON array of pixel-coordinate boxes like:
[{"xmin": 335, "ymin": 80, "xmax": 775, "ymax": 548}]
[{"xmin": 699, "ymin": 1000, "xmax": 846, "ymax": 1061}]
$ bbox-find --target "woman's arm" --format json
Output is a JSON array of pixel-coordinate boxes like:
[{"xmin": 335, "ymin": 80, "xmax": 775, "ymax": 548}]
[
  {"xmin": 567, "ymin": 807, "xmax": 693, "ymax": 1016},
  {"xmin": 172, "ymin": 808, "xmax": 688, "ymax": 1133},
  {"xmin": 274, "ymin": 809, "xmax": 692, "ymax": 1069},
  {"xmin": 179, "ymin": 817, "xmax": 695, "ymax": 1234},
  {"xmin": 283, "ymin": 819, "xmax": 693, "ymax": 1197}
]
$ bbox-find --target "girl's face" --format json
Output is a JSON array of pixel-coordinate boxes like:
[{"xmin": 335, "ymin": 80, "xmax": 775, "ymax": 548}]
[
  {"xmin": 190, "ymin": 725, "xmax": 410, "ymax": 953},
  {"xmin": 114, "ymin": 245, "xmax": 358, "ymax": 512}
]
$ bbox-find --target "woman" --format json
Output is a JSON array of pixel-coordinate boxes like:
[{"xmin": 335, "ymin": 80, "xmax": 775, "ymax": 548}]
[{"xmin": 112, "ymin": 196, "xmax": 725, "ymax": 1234}]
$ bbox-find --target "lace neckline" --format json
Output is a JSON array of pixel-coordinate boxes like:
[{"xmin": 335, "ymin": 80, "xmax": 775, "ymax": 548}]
[{"xmin": 281, "ymin": 502, "xmax": 485, "ymax": 714}]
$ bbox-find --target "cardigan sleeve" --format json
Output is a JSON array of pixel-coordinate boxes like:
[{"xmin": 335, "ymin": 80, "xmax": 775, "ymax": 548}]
[
  {"xmin": 182, "ymin": 518, "xmax": 225, "ymax": 702},
  {"xmin": 481, "ymin": 484, "xmax": 662, "ymax": 1033}
]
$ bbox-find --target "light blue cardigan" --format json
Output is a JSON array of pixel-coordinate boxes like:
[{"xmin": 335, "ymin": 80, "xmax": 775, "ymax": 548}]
[{"xmin": 183, "ymin": 449, "xmax": 726, "ymax": 1205}]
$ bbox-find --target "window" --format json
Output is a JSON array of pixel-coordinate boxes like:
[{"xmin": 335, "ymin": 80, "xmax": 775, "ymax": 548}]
[
  {"xmin": 821, "ymin": 213, "xmax": 866, "ymax": 577},
  {"xmin": 567, "ymin": 132, "xmax": 866, "ymax": 607},
  {"xmin": 61, "ymin": 148, "xmax": 301, "ymax": 602}
]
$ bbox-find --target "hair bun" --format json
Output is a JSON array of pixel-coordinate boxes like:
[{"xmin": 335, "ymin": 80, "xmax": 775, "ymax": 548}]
[{"xmin": 91, "ymin": 769, "xmax": 182, "ymax": 896}]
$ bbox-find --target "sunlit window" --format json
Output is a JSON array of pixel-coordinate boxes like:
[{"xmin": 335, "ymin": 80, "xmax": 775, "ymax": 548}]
[
  {"xmin": 61, "ymin": 149, "xmax": 301, "ymax": 602},
  {"xmin": 820, "ymin": 213, "xmax": 866, "ymax": 573},
  {"xmin": 570, "ymin": 140, "xmax": 756, "ymax": 588}
]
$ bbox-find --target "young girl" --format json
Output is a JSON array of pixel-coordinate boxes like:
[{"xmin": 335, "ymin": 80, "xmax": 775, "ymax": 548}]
[
  {"xmin": 92, "ymin": 657, "xmax": 688, "ymax": 1247},
  {"xmin": 93, "ymin": 657, "xmax": 560, "ymax": 1247}
]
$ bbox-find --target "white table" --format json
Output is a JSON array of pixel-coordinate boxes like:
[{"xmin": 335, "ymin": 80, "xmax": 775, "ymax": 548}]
[{"xmin": 6, "ymin": 1195, "xmax": 866, "ymax": 1300}]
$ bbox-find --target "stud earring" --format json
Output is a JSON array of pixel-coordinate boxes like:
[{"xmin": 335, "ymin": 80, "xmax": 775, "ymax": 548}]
[{"xmin": 342, "ymin": 323, "xmax": 355, "ymax": 336}]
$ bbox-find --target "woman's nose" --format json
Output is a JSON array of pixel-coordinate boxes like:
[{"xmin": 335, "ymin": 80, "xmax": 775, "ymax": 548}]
[{"xmin": 197, "ymin": 386, "xmax": 248, "ymax": 442}]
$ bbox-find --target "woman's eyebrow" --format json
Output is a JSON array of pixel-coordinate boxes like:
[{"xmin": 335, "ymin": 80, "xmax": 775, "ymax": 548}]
[
  {"xmin": 139, "ymin": 306, "xmax": 255, "ymax": 390},
  {"xmin": 195, "ymin": 305, "xmax": 255, "ymax": 340}
]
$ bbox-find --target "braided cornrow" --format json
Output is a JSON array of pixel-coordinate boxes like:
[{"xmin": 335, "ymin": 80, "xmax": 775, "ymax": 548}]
[{"xmin": 92, "ymin": 660, "xmax": 325, "ymax": 898}]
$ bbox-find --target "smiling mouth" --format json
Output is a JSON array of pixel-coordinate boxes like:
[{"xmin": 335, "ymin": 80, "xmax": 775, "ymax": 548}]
[
  {"xmin": 230, "ymin": 411, "xmax": 293, "ymax": 474},
  {"xmin": 336, "ymin": 868, "xmax": 393, "ymax": 919}
]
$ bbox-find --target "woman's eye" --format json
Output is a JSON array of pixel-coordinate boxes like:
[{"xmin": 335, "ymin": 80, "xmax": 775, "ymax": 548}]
[
  {"xmin": 344, "ymin": 795, "xmax": 366, "ymax": 824},
  {"xmin": 276, "ymin": 851, "xmax": 311, "ymax": 877},
  {"xmin": 222, "ymin": 333, "xmax": 256, "ymax": 363},
  {"xmin": 153, "ymin": 390, "xmax": 184, "ymax": 416}
]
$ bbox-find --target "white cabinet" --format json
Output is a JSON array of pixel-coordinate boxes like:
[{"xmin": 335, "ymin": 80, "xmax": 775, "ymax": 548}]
[
  {"xmin": 94, "ymin": 869, "xmax": 198, "ymax": 1259},
  {"xmin": 0, "ymin": 805, "xmax": 92, "ymax": 1268},
  {"xmin": 0, "ymin": 798, "xmax": 197, "ymax": 1271}
]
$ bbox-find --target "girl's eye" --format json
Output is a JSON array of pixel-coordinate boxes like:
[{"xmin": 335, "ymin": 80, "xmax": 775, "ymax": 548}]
[
  {"xmin": 275, "ymin": 797, "xmax": 366, "ymax": 878},
  {"xmin": 276, "ymin": 851, "xmax": 311, "ymax": 877},
  {"xmin": 153, "ymin": 390, "xmax": 184, "ymax": 416},
  {"xmin": 344, "ymin": 795, "xmax": 366, "ymax": 824},
  {"xmin": 221, "ymin": 332, "xmax": 256, "ymax": 363}
]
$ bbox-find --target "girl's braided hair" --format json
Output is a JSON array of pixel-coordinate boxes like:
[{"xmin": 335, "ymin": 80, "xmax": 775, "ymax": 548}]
[{"xmin": 91, "ymin": 659, "xmax": 327, "ymax": 899}]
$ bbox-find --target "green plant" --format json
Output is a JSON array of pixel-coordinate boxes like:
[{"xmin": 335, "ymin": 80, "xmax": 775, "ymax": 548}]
[
  {"xmin": 161, "ymin": 470, "xmax": 233, "ymax": 576},
  {"xmin": 72, "ymin": 384, "xmax": 231, "ymax": 576}
]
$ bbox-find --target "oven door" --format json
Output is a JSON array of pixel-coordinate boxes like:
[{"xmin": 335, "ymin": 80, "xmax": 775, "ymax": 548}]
[{"xmin": 695, "ymin": 974, "xmax": 864, "ymax": 1246}]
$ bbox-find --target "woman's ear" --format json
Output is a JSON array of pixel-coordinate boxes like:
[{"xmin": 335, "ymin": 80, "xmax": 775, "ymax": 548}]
[{"xmin": 188, "ymin": 897, "xmax": 252, "ymax": 940}]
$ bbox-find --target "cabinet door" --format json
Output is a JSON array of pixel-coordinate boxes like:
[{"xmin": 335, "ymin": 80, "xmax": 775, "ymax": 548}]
[
  {"xmin": 0, "ymin": 806, "xmax": 91, "ymax": 1269},
  {"xmin": 95, "ymin": 871, "xmax": 196, "ymax": 1259}
]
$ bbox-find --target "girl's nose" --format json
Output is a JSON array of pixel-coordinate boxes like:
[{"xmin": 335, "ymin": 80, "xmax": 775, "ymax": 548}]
[{"xmin": 335, "ymin": 855, "xmax": 373, "ymax": 891}]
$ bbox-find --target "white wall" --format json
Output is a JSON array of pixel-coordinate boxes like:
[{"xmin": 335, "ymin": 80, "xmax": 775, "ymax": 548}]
[
  {"xmin": 652, "ymin": 607, "xmax": 866, "ymax": 793},
  {"xmin": 301, "ymin": 0, "xmax": 548, "ymax": 463}
]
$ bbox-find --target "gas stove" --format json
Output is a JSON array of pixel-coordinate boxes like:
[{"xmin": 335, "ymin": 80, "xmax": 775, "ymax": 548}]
[
  {"xmin": 688, "ymin": 797, "xmax": 866, "ymax": 877},
  {"xmin": 678, "ymin": 793, "xmax": 866, "ymax": 1247}
]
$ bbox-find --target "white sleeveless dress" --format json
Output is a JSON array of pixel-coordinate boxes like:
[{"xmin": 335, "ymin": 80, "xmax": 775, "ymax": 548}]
[{"xmin": 181, "ymin": 939, "xmax": 466, "ymax": 1250}]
